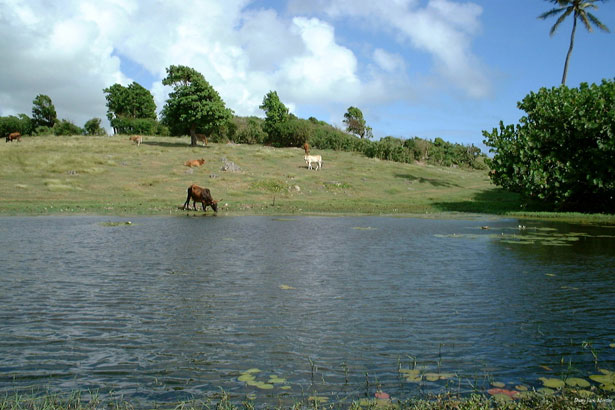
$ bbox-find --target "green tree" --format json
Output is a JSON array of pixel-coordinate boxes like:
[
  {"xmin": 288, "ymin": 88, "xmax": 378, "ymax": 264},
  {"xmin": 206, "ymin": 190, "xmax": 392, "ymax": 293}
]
[
  {"xmin": 161, "ymin": 65, "xmax": 232, "ymax": 146},
  {"xmin": 343, "ymin": 106, "xmax": 372, "ymax": 139},
  {"xmin": 84, "ymin": 118, "xmax": 106, "ymax": 136},
  {"xmin": 103, "ymin": 82, "xmax": 157, "ymax": 134},
  {"xmin": 483, "ymin": 80, "xmax": 615, "ymax": 212},
  {"xmin": 259, "ymin": 91, "xmax": 289, "ymax": 142},
  {"xmin": 539, "ymin": 0, "xmax": 610, "ymax": 85},
  {"xmin": 32, "ymin": 94, "xmax": 57, "ymax": 128}
]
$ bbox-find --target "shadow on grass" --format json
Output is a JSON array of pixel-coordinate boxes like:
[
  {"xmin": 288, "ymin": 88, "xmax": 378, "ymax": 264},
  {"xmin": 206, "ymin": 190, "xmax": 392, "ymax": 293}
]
[
  {"xmin": 433, "ymin": 188, "xmax": 542, "ymax": 214},
  {"xmin": 395, "ymin": 173, "xmax": 459, "ymax": 188}
]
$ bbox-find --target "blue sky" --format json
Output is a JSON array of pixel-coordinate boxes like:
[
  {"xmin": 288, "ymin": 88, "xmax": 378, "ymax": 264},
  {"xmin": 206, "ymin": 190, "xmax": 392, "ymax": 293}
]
[{"xmin": 1, "ymin": 0, "xmax": 613, "ymax": 153}]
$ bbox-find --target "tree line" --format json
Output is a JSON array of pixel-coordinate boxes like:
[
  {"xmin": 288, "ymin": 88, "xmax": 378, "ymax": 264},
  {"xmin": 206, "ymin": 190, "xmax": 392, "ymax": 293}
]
[{"xmin": 1, "ymin": 64, "xmax": 487, "ymax": 169}]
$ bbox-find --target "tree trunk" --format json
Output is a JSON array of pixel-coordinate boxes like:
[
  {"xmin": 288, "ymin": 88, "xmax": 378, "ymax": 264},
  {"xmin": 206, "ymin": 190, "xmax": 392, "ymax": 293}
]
[
  {"xmin": 189, "ymin": 124, "xmax": 197, "ymax": 146},
  {"xmin": 562, "ymin": 13, "xmax": 577, "ymax": 85}
]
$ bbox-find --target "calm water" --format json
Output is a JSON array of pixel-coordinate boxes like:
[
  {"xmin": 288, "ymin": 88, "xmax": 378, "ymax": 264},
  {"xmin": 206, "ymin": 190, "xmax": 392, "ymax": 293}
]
[{"xmin": 0, "ymin": 215, "xmax": 614, "ymax": 406}]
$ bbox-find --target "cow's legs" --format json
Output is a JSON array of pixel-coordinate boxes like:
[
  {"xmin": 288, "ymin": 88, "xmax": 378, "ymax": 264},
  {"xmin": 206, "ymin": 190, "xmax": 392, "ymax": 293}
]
[{"xmin": 183, "ymin": 190, "xmax": 192, "ymax": 210}]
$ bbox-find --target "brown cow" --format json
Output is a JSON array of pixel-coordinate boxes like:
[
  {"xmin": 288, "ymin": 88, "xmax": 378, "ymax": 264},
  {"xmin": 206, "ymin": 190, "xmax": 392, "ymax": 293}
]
[
  {"xmin": 183, "ymin": 184, "xmax": 219, "ymax": 212},
  {"xmin": 196, "ymin": 133, "xmax": 208, "ymax": 146},
  {"xmin": 129, "ymin": 135, "xmax": 143, "ymax": 145},
  {"xmin": 303, "ymin": 142, "xmax": 310, "ymax": 155},
  {"xmin": 184, "ymin": 158, "xmax": 205, "ymax": 167},
  {"xmin": 6, "ymin": 132, "xmax": 21, "ymax": 142}
]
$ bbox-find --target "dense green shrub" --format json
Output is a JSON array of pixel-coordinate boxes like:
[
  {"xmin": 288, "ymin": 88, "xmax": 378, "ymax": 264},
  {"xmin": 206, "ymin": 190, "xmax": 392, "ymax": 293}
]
[
  {"xmin": 53, "ymin": 119, "xmax": 83, "ymax": 136},
  {"xmin": 231, "ymin": 116, "xmax": 266, "ymax": 144},
  {"xmin": 0, "ymin": 114, "xmax": 32, "ymax": 137},
  {"xmin": 110, "ymin": 117, "xmax": 159, "ymax": 135},
  {"xmin": 83, "ymin": 118, "xmax": 107, "ymax": 136},
  {"xmin": 483, "ymin": 79, "xmax": 615, "ymax": 212}
]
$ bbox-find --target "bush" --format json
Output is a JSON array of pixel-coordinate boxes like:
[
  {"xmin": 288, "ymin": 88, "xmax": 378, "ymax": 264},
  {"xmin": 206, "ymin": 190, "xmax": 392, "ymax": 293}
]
[
  {"xmin": 483, "ymin": 79, "xmax": 615, "ymax": 212},
  {"xmin": 0, "ymin": 114, "xmax": 32, "ymax": 137},
  {"xmin": 83, "ymin": 118, "xmax": 107, "ymax": 136},
  {"xmin": 231, "ymin": 117, "xmax": 266, "ymax": 144},
  {"xmin": 53, "ymin": 119, "xmax": 83, "ymax": 136},
  {"xmin": 110, "ymin": 117, "xmax": 160, "ymax": 135}
]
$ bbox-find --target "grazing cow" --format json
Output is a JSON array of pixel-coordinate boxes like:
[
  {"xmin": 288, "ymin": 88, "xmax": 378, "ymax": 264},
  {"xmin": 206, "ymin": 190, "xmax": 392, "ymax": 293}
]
[
  {"xmin": 6, "ymin": 132, "xmax": 21, "ymax": 142},
  {"xmin": 196, "ymin": 133, "xmax": 208, "ymax": 146},
  {"xmin": 183, "ymin": 184, "xmax": 219, "ymax": 212},
  {"xmin": 304, "ymin": 154, "xmax": 322, "ymax": 170},
  {"xmin": 129, "ymin": 135, "xmax": 143, "ymax": 146},
  {"xmin": 184, "ymin": 158, "xmax": 205, "ymax": 167},
  {"xmin": 303, "ymin": 142, "xmax": 310, "ymax": 155}
]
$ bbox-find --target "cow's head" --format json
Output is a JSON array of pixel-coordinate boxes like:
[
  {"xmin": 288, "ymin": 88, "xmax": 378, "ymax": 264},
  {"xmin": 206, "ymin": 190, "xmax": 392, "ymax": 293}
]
[{"xmin": 210, "ymin": 199, "xmax": 219, "ymax": 213}]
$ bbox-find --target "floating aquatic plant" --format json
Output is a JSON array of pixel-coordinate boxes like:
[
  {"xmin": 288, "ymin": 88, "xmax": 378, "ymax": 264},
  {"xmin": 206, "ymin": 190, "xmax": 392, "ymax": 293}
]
[
  {"xmin": 491, "ymin": 381, "xmax": 506, "ymax": 388},
  {"xmin": 279, "ymin": 285, "xmax": 295, "ymax": 290},
  {"xmin": 352, "ymin": 226, "xmax": 376, "ymax": 231},
  {"xmin": 487, "ymin": 388, "xmax": 518, "ymax": 400},
  {"xmin": 565, "ymin": 377, "xmax": 590, "ymax": 387},
  {"xmin": 539, "ymin": 377, "xmax": 565, "ymax": 389}
]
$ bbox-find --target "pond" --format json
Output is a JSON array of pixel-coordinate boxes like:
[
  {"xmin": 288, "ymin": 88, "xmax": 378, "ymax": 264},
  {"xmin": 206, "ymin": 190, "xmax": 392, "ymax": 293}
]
[{"xmin": 0, "ymin": 215, "xmax": 614, "ymax": 406}]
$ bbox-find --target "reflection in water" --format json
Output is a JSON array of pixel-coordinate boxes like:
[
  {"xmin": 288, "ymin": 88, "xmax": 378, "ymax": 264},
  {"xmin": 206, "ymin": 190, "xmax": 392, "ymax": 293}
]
[{"xmin": 0, "ymin": 216, "xmax": 614, "ymax": 406}]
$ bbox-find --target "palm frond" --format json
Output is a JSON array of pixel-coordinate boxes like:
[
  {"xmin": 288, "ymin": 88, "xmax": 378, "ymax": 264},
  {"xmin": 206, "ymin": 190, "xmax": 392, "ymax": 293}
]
[
  {"xmin": 550, "ymin": 7, "xmax": 574, "ymax": 36},
  {"xmin": 579, "ymin": 10, "xmax": 593, "ymax": 31},
  {"xmin": 538, "ymin": 7, "xmax": 567, "ymax": 20},
  {"xmin": 587, "ymin": 11, "xmax": 611, "ymax": 32}
]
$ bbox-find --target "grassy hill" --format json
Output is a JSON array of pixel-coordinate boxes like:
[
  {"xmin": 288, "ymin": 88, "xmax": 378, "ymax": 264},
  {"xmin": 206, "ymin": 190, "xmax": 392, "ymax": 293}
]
[{"xmin": 0, "ymin": 133, "xmax": 569, "ymax": 218}]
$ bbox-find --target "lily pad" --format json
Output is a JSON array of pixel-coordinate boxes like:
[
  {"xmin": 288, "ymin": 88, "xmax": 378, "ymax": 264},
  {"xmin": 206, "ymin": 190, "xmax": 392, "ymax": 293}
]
[
  {"xmin": 279, "ymin": 284, "xmax": 295, "ymax": 290},
  {"xmin": 515, "ymin": 385, "xmax": 528, "ymax": 391},
  {"xmin": 238, "ymin": 374, "xmax": 256, "ymax": 382},
  {"xmin": 491, "ymin": 381, "xmax": 506, "ymax": 388},
  {"xmin": 565, "ymin": 377, "xmax": 590, "ymax": 387},
  {"xmin": 491, "ymin": 393, "xmax": 513, "ymax": 402},
  {"xmin": 280, "ymin": 386, "xmax": 291, "ymax": 390},
  {"xmin": 255, "ymin": 382, "xmax": 274, "ymax": 390},
  {"xmin": 600, "ymin": 383, "xmax": 615, "ymax": 392},
  {"xmin": 488, "ymin": 388, "xmax": 518, "ymax": 399},
  {"xmin": 244, "ymin": 368, "xmax": 261, "ymax": 374},
  {"xmin": 399, "ymin": 369, "xmax": 420, "ymax": 376},
  {"xmin": 537, "ymin": 387, "xmax": 555, "ymax": 396},
  {"xmin": 405, "ymin": 374, "xmax": 422, "ymax": 383},
  {"xmin": 539, "ymin": 377, "xmax": 565, "ymax": 389},
  {"xmin": 589, "ymin": 374, "xmax": 614, "ymax": 384},
  {"xmin": 424, "ymin": 373, "xmax": 440, "ymax": 382},
  {"xmin": 609, "ymin": 343, "xmax": 615, "ymax": 348},
  {"xmin": 268, "ymin": 376, "xmax": 286, "ymax": 384}
]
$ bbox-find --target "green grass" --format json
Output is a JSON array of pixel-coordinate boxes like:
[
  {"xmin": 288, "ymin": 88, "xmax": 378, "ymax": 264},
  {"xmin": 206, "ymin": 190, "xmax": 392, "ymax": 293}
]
[
  {"xmin": 1, "ymin": 134, "xmax": 614, "ymax": 223},
  {"xmin": 1, "ymin": 389, "xmax": 613, "ymax": 410}
]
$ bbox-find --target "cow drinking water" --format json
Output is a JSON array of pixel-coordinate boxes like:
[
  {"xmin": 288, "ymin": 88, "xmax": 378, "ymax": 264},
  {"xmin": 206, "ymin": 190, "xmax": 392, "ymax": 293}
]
[{"xmin": 183, "ymin": 184, "xmax": 219, "ymax": 212}]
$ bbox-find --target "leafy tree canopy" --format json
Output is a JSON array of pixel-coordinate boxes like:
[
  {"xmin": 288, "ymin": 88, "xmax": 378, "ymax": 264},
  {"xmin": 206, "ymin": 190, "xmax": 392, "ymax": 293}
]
[
  {"xmin": 343, "ymin": 106, "xmax": 372, "ymax": 139},
  {"xmin": 103, "ymin": 82, "xmax": 157, "ymax": 134},
  {"xmin": 161, "ymin": 65, "xmax": 232, "ymax": 146},
  {"xmin": 483, "ymin": 79, "xmax": 615, "ymax": 212},
  {"xmin": 84, "ymin": 118, "xmax": 106, "ymax": 136},
  {"xmin": 32, "ymin": 94, "xmax": 57, "ymax": 128}
]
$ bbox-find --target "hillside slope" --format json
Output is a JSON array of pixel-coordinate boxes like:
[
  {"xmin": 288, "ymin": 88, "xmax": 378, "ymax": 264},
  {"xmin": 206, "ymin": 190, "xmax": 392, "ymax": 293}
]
[{"xmin": 0, "ymin": 135, "xmax": 514, "ymax": 216}]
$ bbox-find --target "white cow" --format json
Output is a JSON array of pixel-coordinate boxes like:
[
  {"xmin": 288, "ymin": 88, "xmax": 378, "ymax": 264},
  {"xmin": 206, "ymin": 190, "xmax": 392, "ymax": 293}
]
[{"xmin": 304, "ymin": 155, "xmax": 322, "ymax": 170}]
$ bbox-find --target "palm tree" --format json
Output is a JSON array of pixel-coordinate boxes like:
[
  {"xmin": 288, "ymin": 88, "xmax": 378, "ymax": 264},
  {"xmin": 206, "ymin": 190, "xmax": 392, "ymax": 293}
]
[{"xmin": 539, "ymin": 0, "xmax": 610, "ymax": 85}]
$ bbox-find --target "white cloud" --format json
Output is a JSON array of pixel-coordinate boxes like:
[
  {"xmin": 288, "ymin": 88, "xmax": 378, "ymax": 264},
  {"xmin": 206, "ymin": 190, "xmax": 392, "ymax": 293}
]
[
  {"xmin": 289, "ymin": 0, "xmax": 490, "ymax": 98},
  {"xmin": 373, "ymin": 49, "xmax": 406, "ymax": 73},
  {"xmin": 0, "ymin": 0, "xmax": 490, "ymax": 134}
]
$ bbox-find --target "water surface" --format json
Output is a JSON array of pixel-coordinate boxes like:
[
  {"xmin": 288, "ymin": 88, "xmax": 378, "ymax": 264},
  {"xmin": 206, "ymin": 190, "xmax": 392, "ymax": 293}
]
[{"xmin": 1, "ymin": 216, "xmax": 614, "ymax": 406}]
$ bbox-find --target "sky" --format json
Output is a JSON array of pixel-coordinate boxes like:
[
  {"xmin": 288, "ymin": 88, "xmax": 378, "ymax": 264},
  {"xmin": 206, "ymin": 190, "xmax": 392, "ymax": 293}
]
[{"xmin": 1, "ymin": 0, "xmax": 613, "ymax": 153}]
